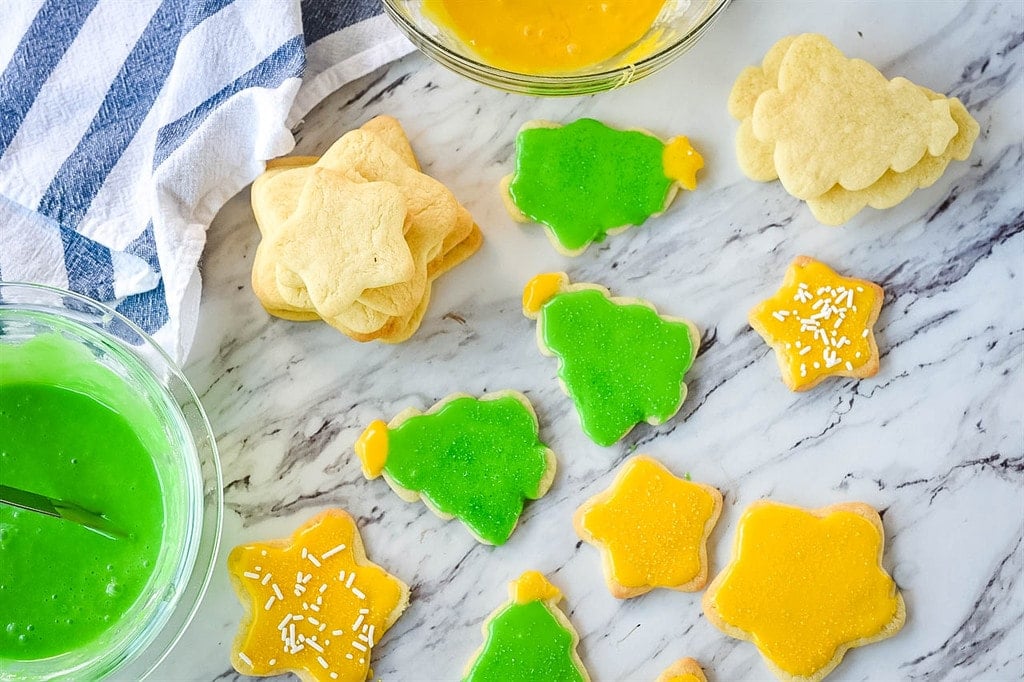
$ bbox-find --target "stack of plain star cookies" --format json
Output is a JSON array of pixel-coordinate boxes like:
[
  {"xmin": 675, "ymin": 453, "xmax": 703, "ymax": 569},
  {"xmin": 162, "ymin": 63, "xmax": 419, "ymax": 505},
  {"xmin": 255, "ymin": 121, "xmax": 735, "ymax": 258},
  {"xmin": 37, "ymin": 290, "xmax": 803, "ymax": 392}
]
[
  {"xmin": 729, "ymin": 34, "xmax": 979, "ymax": 225},
  {"xmin": 250, "ymin": 116, "xmax": 482, "ymax": 343}
]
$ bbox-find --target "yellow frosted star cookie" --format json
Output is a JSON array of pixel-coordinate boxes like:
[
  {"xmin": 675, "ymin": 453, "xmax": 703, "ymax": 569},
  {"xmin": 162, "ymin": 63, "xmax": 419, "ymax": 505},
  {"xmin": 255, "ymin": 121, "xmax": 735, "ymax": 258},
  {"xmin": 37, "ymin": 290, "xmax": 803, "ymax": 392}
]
[
  {"xmin": 655, "ymin": 657, "xmax": 707, "ymax": 682},
  {"xmin": 574, "ymin": 455, "xmax": 722, "ymax": 598},
  {"xmin": 227, "ymin": 509, "xmax": 409, "ymax": 682},
  {"xmin": 749, "ymin": 256, "xmax": 884, "ymax": 391},
  {"xmin": 703, "ymin": 501, "xmax": 905, "ymax": 682}
]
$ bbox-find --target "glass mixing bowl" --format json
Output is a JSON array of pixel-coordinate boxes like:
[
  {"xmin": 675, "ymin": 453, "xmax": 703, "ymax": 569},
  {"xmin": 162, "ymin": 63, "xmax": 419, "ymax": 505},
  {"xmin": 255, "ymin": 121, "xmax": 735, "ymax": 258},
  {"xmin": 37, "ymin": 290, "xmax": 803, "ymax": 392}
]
[
  {"xmin": 382, "ymin": 0, "xmax": 732, "ymax": 95},
  {"xmin": 0, "ymin": 282, "xmax": 222, "ymax": 680}
]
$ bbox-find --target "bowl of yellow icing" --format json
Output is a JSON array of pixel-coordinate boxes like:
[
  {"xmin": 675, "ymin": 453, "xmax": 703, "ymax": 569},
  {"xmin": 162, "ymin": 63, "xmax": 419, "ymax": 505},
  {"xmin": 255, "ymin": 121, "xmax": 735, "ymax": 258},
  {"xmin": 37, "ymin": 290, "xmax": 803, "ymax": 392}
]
[{"xmin": 382, "ymin": 0, "xmax": 732, "ymax": 95}]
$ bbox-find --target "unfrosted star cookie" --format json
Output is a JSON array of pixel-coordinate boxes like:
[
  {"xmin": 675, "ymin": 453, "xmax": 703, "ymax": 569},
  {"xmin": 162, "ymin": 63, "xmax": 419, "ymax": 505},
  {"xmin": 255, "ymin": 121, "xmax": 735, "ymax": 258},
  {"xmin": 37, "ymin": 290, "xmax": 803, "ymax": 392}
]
[
  {"xmin": 749, "ymin": 256, "xmax": 884, "ymax": 391},
  {"xmin": 574, "ymin": 455, "xmax": 722, "ymax": 598},
  {"xmin": 523, "ymin": 272, "xmax": 700, "ymax": 446},
  {"xmin": 656, "ymin": 657, "xmax": 708, "ymax": 682},
  {"xmin": 502, "ymin": 118, "xmax": 704, "ymax": 256},
  {"xmin": 227, "ymin": 509, "xmax": 409, "ymax": 682},
  {"xmin": 463, "ymin": 571, "xmax": 589, "ymax": 682},
  {"xmin": 355, "ymin": 392, "xmax": 556, "ymax": 545},
  {"xmin": 703, "ymin": 501, "xmax": 905, "ymax": 682}
]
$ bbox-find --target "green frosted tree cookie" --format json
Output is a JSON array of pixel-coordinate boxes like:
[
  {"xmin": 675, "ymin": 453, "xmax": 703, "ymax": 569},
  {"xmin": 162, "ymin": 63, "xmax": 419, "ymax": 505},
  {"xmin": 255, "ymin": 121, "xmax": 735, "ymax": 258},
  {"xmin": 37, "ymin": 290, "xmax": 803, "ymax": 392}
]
[
  {"xmin": 355, "ymin": 391, "xmax": 555, "ymax": 545},
  {"xmin": 523, "ymin": 272, "xmax": 701, "ymax": 447},
  {"xmin": 463, "ymin": 571, "xmax": 589, "ymax": 682},
  {"xmin": 501, "ymin": 118, "xmax": 704, "ymax": 256}
]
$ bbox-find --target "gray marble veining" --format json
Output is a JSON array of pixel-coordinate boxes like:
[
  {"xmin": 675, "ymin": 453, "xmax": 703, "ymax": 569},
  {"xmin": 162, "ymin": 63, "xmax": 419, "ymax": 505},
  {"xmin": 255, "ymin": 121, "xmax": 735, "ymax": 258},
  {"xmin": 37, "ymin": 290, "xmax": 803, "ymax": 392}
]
[{"xmin": 157, "ymin": 1, "xmax": 1023, "ymax": 680}]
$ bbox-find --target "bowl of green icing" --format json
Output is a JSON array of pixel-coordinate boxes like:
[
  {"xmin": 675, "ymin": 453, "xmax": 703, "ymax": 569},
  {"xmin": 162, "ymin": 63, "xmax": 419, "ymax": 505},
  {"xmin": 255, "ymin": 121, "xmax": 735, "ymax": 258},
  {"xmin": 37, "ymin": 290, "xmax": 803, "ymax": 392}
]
[{"xmin": 0, "ymin": 282, "xmax": 222, "ymax": 680}]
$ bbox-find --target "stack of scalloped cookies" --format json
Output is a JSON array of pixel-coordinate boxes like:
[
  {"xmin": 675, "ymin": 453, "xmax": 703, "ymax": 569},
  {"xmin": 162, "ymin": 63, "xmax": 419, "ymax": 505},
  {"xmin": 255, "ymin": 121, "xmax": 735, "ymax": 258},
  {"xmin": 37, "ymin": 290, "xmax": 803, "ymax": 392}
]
[
  {"xmin": 730, "ymin": 33, "xmax": 978, "ymax": 224},
  {"xmin": 228, "ymin": 31, "xmax": 980, "ymax": 682},
  {"xmin": 250, "ymin": 116, "xmax": 482, "ymax": 342}
]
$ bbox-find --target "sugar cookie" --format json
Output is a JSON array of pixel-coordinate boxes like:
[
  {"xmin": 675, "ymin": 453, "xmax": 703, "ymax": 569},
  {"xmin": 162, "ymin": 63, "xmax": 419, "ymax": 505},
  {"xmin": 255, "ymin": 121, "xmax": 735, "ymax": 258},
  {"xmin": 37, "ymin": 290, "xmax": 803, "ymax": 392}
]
[
  {"xmin": 523, "ymin": 272, "xmax": 700, "ymax": 446},
  {"xmin": 574, "ymin": 455, "xmax": 722, "ymax": 598},
  {"xmin": 227, "ymin": 509, "xmax": 409, "ymax": 682},
  {"xmin": 502, "ymin": 118, "xmax": 703, "ymax": 256},
  {"xmin": 749, "ymin": 256, "xmax": 884, "ymax": 391},
  {"xmin": 703, "ymin": 501, "xmax": 905, "ymax": 682},
  {"xmin": 463, "ymin": 571, "xmax": 589, "ymax": 682},
  {"xmin": 656, "ymin": 657, "xmax": 708, "ymax": 682},
  {"xmin": 355, "ymin": 391, "xmax": 555, "ymax": 545}
]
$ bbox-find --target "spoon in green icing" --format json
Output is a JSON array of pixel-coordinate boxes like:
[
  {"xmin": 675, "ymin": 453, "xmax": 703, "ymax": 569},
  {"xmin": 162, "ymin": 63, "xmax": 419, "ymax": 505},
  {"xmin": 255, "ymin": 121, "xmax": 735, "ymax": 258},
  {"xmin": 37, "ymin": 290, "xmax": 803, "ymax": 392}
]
[{"xmin": 0, "ymin": 484, "xmax": 125, "ymax": 540}]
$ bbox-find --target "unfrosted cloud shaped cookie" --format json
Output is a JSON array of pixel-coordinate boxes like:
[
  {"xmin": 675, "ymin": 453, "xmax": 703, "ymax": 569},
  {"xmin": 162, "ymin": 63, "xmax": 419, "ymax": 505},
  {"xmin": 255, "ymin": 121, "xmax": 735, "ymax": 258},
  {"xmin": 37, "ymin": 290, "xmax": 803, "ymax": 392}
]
[
  {"xmin": 502, "ymin": 118, "xmax": 703, "ymax": 255},
  {"xmin": 355, "ymin": 391, "xmax": 555, "ymax": 545},
  {"xmin": 703, "ymin": 501, "xmax": 905, "ymax": 682},
  {"xmin": 523, "ymin": 272, "xmax": 700, "ymax": 446}
]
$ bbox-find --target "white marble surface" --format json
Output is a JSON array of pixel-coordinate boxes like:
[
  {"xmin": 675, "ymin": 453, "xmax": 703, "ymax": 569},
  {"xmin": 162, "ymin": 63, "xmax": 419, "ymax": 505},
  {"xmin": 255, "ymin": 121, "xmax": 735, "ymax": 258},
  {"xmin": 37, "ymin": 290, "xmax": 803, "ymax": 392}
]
[{"xmin": 157, "ymin": 1, "xmax": 1024, "ymax": 680}]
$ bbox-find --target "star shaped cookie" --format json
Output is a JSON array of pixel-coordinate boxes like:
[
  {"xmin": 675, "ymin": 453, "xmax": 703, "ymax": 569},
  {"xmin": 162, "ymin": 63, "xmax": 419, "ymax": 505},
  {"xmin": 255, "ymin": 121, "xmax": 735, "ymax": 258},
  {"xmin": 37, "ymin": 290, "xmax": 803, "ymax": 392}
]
[
  {"xmin": 656, "ymin": 657, "xmax": 708, "ymax": 682},
  {"xmin": 227, "ymin": 509, "xmax": 409, "ymax": 682},
  {"xmin": 574, "ymin": 456, "xmax": 722, "ymax": 598},
  {"xmin": 749, "ymin": 256, "xmax": 884, "ymax": 391},
  {"xmin": 703, "ymin": 501, "xmax": 905, "ymax": 682}
]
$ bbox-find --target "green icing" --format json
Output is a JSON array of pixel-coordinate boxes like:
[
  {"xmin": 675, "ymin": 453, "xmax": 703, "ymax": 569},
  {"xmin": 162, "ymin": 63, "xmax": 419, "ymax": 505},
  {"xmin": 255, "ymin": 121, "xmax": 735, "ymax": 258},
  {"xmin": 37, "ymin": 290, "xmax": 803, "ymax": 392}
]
[
  {"xmin": 540, "ymin": 288, "xmax": 697, "ymax": 446},
  {"xmin": 464, "ymin": 600, "xmax": 584, "ymax": 682},
  {"xmin": 384, "ymin": 395, "xmax": 550, "ymax": 545},
  {"xmin": 508, "ymin": 118, "xmax": 672, "ymax": 252}
]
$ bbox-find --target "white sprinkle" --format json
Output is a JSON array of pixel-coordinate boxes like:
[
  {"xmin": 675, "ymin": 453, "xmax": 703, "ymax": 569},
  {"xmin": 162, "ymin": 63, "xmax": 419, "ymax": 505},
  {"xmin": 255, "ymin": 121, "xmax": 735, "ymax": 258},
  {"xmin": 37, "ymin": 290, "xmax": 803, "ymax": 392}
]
[
  {"xmin": 262, "ymin": 573, "xmax": 273, "ymax": 586},
  {"xmin": 318, "ymin": 656, "xmax": 329, "ymax": 669},
  {"xmin": 243, "ymin": 571, "xmax": 260, "ymax": 580},
  {"xmin": 331, "ymin": 674, "xmax": 339, "ymax": 680},
  {"xmin": 264, "ymin": 596, "xmax": 276, "ymax": 611},
  {"xmin": 290, "ymin": 623, "xmax": 296, "ymax": 644},
  {"xmin": 359, "ymin": 609, "xmax": 369, "ymax": 614},
  {"xmin": 293, "ymin": 615, "xmax": 304, "ymax": 621},
  {"xmin": 261, "ymin": 551, "xmax": 267, "ymax": 557},
  {"xmin": 346, "ymin": 654, "xmax": 353, "ymax": 660},
  {"xmin": 772, "ymin": 311, "xmax": 785, "ymax": 322},
  {"xmin": 301, "ymin": 547, "xmax": 308, "ymax": 559},
  {"xmin": 811, "ymin": 299, "xmax": 824, "ymax": 310},
  {"xmin": 272, "ymin": 584, "xmax": 284, "ymax": 601},
  {"xmin": 255, "ymin": 566, "xmax": 262, "ymax": 572},
  {"xmin": 352, "ymin": 614, "xmax": 365, "ymax": 631},
  {"xmin": 309, "ymin": 616, "xmax": 321, "ymax": 626},
  {"xmin": 278, "ymin": 614, "xmax": 293, "ymax": 631},
  {"xmin": 310, "ymin": 604, "xmax": 320, "ymax": 612},
  {"xmin": 856, "ymin": 352, "xmax": 862, "ymax": 358},
  {"xmin": 268, "ymin": 658, "xmax": 276, "ymax": 666},
  {"xmin": 292, "ymin": 644, "xmax": 305, "ymax": 654},
  {"xmin": 345, "ymin": 573, "xmax": 356, "ymax": 589},
  {"xmin": 795, "ymin": 340, "xmax": 802, "ymax": 348},
  {"xmin": 322, "ymin": 544, "xmax": 346, "ymax": 559},
  {"xmin": 800, "ymin": 363, "xmax": 807, "ymax": 377},
  {"xmin": 308, "ymin": 639, "xmax": 325, "ymax": 653},
  {"xmin": 307, "ymin": 554, "xmax": 322, "ymax": 568},
  {"xmin": 332, "ymin": 629, "xmax": 344, "ymax": 636},
  {"xmin": 814, "ymin": 362, "xmax": 821, "ymax": 369},
  {"xmin": 320, "ymin": 623, "xmax": 327, "ymax": 632},
  {"xmin": 338, "ymin": 571, "xmax": 346, "ymax": 582},
  {"xmin": 846, "ymin": 361, "xmax": 854, "ymax": 371},
  {"xmin": 833, "ymin": 317, "xmax": 843, "ymax": 329},
  {"xmin": 302, "ymin": 573, "xmax": 313, "ymax": 584},
  {"xmin": 303, "ymin": 602, "xmax": 310, "ymax": 611},
  {"xmin": 799, "ymin": 282, "xmax": 808, "ymax": 289},
  {"xmin": 856, "ymin": 286, "xmax": 864, "ymax": 292},
  {"xmin": 367, "ymin": 625, "xmax": 375, "ymax": 648},
  {"xmin": 319, "ymin": 583, "xmax": 328, "ymax": 594},
  {"xmin": 785, "ymin": 342, "xmax": 791, "ymax": 349},
  {"xmin": 863, "ymin": 329, "xmax": 870, "ymax": 337},
  {"xmin": 238, "ymin": 652, "xmax": 252, "ymax": 666},
  {"xmin": 799, "ymin": 346, "xmax": 811, "ymax": 355},
  {"xmin": 352, "ymin": 587, "xmax": 366, "ymax": 600},
  {"xmin": 352, "ymin": 641, "xmax": 367, "ymax": 652},
  {"xmin": 791, "ymin": 309, "xmax": 798, "ymax": 315}
]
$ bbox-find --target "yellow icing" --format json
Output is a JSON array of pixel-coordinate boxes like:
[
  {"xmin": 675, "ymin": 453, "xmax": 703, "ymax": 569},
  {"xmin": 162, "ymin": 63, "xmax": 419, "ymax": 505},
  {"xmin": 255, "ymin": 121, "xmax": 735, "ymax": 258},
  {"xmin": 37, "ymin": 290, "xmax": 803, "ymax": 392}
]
[
  {"xmin": 522, "ymin": 272, "xmax": 567, "ymax": 315},
  {"xmin": 227, "ymin": 509, "xmax": 407, "ymax": 682},
  {"xmin": 578, "ymin": 457, "xmax": 718, "ymax": 590},
  {"xmin": 355, "ymin": 420, "xmax": 389, "ymax": 478},
  {"xmin": 512, "ymin": 570, "xmax": 562, "ymax": 604},
  {"xmin": 662, "ymin": 136, "xmax": 704, "ymax": 191},
  {"xmin": 666, "ymin": 675, "xmax": 701, "ymax": 682},
  {"xmin": 422, "ymin": 0, "xmax": 667, "ymax": 75},
  {"xmin": 749, "ymin": 258, "xmax": 882, "ymax": 389},
  {"xmin": 708, "ymin": 502, "xmax": 901, "ymax": 678}
]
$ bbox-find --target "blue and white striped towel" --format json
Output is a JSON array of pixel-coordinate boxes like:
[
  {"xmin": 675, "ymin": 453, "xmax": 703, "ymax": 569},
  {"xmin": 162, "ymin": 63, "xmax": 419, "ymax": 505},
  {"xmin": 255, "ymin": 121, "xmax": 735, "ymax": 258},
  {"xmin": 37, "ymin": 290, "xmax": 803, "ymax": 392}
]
[{"xmin": 0, "ymin": 0, "xmax": 413, "ymax": 361}]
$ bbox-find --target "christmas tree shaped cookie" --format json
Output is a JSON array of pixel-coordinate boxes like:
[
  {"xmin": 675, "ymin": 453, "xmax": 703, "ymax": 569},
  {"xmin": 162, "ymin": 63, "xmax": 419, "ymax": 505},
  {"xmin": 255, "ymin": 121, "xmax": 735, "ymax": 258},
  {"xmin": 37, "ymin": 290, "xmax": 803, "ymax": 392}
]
[
  {"xmin": 227, "ymin": 509, "xmax": 409, "ymax": 682},
  {"xmin": 749, "ymin": 256, "xmax": 884, "ymax": 391},
  {"xmin": 502, "ymin": 118, "xmax": 704, "ymax": 255},
  {"xmin": 574, "ymin": 456, "xmax": 722, "ymax": 598},
  {"xmin": 355, "ymin": 391, "xmax": 556, "ymax": 545},
  {"xmin": 656, "ymin": 658, "xmax": 708, "ymax": 682},
  {"xmin": 703, "ymin": 501, "xmax": 905, "ymax": 681},
  {"xmin": 523, "ymin": 272, "xmax": 701, "ymax": 446},
  {"xmin": 463, "ymin": 571, "xmax": 589, "ymax": 682}
]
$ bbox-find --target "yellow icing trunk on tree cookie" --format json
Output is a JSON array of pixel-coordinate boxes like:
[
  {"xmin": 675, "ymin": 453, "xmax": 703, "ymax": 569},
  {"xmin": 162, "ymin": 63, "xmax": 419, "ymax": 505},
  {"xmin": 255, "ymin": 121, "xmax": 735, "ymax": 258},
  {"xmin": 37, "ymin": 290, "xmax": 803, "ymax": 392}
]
[
  {"xmin": 522, "ymin": 272, "xmax": 568, "ymax": 315},
  {"xmin": 355, "ymin": 420, "xmax": 389, "ymax": 478},
  {"xmin": 662, "ymin": 136, "xmax": 704, "ymax": 191},
  {"xmin": 512, "ymin": 571, "xmax": 562, "ymax": 605}
]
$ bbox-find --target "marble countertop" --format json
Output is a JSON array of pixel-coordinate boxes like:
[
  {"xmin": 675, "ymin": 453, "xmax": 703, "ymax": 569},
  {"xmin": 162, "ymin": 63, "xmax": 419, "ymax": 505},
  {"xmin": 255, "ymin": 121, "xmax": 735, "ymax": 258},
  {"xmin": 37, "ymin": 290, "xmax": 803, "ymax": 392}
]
[{"xmin": 159, "ymin": 1, "xmax": 1024, "ymax": 680}]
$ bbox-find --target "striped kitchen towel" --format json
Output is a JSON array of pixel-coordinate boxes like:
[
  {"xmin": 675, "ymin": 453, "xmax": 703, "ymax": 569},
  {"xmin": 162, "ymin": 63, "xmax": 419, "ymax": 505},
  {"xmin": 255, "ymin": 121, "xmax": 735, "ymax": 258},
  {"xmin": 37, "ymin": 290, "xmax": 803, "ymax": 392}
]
[{"xmin": 0, "ymin": 0, "xmax": 413, "ymax": 362}]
